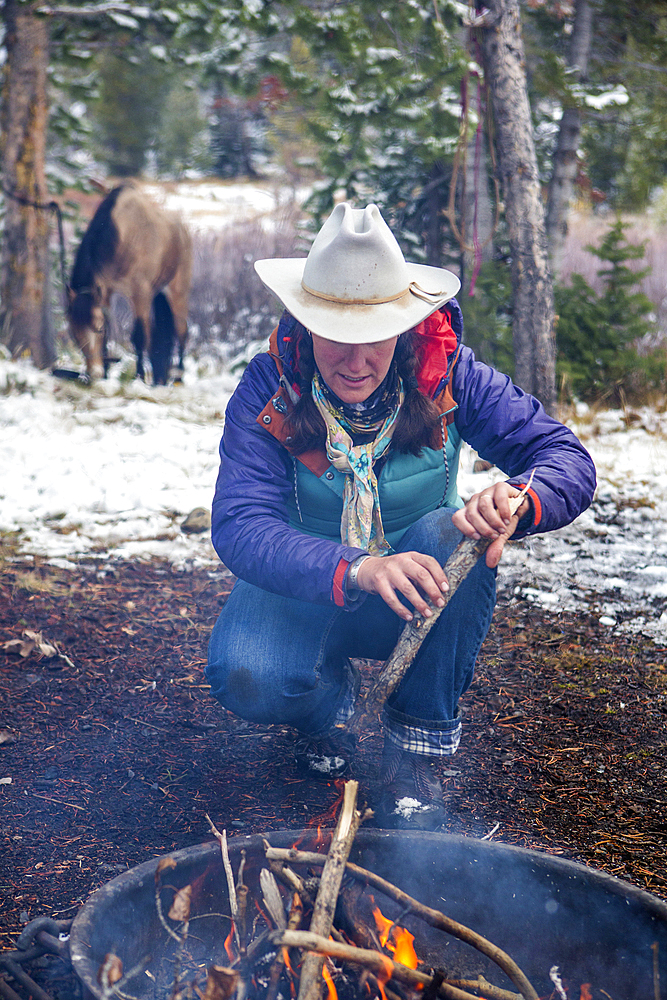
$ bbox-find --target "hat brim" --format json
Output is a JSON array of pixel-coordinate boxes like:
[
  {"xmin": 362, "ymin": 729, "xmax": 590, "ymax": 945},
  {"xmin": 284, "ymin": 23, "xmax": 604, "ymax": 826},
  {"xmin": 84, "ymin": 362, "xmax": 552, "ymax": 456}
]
[{"xmin": 254, "ymin": 258, "xmax": 460, "ymax": 344}]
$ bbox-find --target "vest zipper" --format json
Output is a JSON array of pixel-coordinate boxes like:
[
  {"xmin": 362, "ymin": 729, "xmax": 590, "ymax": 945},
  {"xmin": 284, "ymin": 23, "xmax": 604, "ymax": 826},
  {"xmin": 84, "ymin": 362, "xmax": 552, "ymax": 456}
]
[
  {"xmin": 437, "ymin": 414, "xmax": 450, "ymax": 508},
  {"xmin": 292, "ymin": 458, "xmax": 304, "ymax": 522}
]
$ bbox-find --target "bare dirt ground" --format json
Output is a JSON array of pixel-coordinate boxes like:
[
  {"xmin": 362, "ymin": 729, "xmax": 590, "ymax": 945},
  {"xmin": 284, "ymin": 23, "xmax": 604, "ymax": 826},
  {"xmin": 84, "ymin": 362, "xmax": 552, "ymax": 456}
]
[{"xmin": 1, "ymin": 557, "xmax": 666, "ymax": 997}]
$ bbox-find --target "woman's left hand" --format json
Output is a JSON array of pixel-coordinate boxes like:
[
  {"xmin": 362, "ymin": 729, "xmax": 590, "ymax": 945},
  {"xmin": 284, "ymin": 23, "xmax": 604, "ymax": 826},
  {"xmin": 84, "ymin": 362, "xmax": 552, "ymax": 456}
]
[{"xmin": 451, "ymin": 482, "xmax": 530, "ymax": 569}]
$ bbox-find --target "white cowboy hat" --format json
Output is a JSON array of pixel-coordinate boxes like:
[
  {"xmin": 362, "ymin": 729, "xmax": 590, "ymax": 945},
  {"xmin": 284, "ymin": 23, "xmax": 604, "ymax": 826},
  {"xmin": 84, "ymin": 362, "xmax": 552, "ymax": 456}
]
[{"xmin": 254, "ymin": 203, "xmax": 460, "ymax": 344}]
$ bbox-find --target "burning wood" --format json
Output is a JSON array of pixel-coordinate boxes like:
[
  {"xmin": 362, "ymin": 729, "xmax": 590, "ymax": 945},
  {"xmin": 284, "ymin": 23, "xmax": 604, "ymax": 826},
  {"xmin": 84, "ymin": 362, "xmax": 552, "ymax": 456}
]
[{"xmin": 109, "ymin": 782, "xmax": 540, "ymax": 1000}]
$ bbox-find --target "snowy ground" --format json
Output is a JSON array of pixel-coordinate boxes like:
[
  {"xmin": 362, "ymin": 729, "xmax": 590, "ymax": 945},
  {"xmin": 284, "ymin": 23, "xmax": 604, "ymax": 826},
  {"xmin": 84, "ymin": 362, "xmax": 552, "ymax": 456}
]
[
  {"xmin": 2, "ymin": 352, "xmax": 666, "ymax": 645},
  {"xmin": 2, "ymin": 180, "xmax": 666, "ymax": 645},
  {"xmin": 140, "ymin": 177, "xmax": 310, "ymax": 232}
]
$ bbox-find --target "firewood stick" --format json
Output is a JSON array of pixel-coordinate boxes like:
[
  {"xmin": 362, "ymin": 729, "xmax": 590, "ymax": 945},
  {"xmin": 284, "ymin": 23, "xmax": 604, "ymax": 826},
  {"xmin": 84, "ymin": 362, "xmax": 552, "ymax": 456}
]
[
  {"xmin": 268, "ymin": 858, "xmax": 315, "ymax": 908},
  {"xmin": 268, "ymin": 859, "xmax": 350, "ymax": 946},
  {"xmin": 448, "ymin": 977, "xmax": 524, "ymax": 1000},
  {"xmin": 264, "ymin": 847, "xmax": 538, "ymax": 1000},
  {"xmin": 274, "ymin": 929, "xmax": 510, "ymax": 1000},
  {"xmin": 296, "ymin": 781, "xmax": 367, "ymax": 1000},
  {"xmin": 266, "ymin": 893, "xmax": 303, "ymax": 1000},
  {"xmin": 206, "ymin": 815, "xmax": 241, "ymax": 952},
  {"xmin": 348, "ymin": 476, "xmax": 534, "ymax": 735}
]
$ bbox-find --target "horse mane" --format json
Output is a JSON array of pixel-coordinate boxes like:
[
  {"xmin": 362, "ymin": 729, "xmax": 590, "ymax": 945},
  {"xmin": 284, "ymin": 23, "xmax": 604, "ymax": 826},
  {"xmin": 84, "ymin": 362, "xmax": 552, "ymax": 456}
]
[
  {"xmin": 69, "ymin": 186, "xmax": 125, "ymax": 299},
  {"xmin": 68, "ymin": 290, "xmax": 95, "ymax": 328}
]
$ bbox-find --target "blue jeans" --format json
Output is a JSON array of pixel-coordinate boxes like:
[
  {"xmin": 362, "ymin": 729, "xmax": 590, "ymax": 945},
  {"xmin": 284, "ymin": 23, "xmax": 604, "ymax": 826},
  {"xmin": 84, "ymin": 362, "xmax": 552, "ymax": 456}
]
[{"xmin": 206, "ymin": 509, "xmax": 496, "ymax": 755}]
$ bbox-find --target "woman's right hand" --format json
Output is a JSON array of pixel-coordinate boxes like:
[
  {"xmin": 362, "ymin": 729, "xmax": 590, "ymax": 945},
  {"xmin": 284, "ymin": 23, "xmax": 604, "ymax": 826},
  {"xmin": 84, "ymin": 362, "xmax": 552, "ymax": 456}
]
[{"xmin": 355, "ymin": 552, "xmax": 449, "ymax": 622}]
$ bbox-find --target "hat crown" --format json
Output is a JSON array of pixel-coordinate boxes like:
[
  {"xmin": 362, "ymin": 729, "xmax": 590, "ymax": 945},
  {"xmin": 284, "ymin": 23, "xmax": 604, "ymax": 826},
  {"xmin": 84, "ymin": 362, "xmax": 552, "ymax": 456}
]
[{"xmin": 302, "ymin": 203, "xmax": 410, "ymax": 304}]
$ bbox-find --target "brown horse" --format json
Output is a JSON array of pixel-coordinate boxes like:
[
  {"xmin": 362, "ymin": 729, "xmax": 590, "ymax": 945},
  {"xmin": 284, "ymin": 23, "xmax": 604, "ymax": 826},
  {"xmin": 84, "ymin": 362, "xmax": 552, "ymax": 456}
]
[{"xmin": 67, "ymin": 185, "xmax": 192, "ymax": 385}]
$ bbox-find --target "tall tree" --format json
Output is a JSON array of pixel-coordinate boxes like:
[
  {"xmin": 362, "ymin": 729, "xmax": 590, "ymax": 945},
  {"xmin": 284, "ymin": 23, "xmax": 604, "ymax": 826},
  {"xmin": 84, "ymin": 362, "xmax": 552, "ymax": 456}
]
[
  {"xmin": 476, "ymin": 0, "xmax": 556, "ymax": 412},
  {"xmin": 0, "ymin": 0, "xmax": 54, "ymax": 368},
  {"xmin": 545, "ymin": 0, "xmax": 594, "ymax": 278},
  {"xmin": 0, "ymin": 0, "xmax": 246, "ymax": 367},
  {"xmin": 241, "ymin": 0, "xmax": 467, "ymax": 267}
]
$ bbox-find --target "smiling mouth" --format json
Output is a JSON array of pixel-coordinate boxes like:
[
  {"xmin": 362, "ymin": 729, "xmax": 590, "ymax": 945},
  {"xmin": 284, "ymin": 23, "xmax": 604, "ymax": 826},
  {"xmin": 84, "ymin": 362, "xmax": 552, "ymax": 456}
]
[{"xmin": 339, "ymin": 374, "xmax": 369, "ymax": 383}]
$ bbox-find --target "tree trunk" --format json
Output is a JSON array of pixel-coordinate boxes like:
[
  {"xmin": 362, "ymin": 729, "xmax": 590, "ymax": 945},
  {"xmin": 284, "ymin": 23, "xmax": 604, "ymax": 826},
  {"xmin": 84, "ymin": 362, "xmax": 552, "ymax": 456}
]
[
  {"xmin": 424, "ymin": 161, "xmax": 446, "ymax": 267},
  {"xmin": 0, "ymin": 0, "xmax": 55, "ymax": 369},
  {"xmin": 461, "ymin": 98, "xmax": 495, "ymax": 294},
  {"xmin": 477, "ymin": 0, "xmax": 556, "ymax": 413},
  {"xmin": 545, "ymin": 0, "xmax": 594, "ymax": 279}
]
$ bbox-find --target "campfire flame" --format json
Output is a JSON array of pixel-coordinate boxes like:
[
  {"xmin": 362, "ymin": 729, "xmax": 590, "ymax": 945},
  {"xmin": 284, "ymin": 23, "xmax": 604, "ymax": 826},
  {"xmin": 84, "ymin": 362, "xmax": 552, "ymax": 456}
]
[
  {"xmin": 372, "ymin": 905, "xmax": 419, "ymax": 969},
  {"xmin": 375, "ymin": 955, "xmax": 395, "ymax": 1000},
  {"xmin": 322, "ymin": 960, "xmax": 338, "ymax": 1000},
  {"xmin": 223, "ymin": 923, "xmax": 237, "ymax": 964}
]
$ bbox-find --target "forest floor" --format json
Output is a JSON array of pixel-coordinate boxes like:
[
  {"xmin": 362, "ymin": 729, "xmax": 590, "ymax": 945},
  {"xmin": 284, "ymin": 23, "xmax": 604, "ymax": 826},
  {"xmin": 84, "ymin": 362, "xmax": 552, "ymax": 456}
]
[{"xmin": 1, "ymin": 557, "xmax": 667, "ymax": 997}]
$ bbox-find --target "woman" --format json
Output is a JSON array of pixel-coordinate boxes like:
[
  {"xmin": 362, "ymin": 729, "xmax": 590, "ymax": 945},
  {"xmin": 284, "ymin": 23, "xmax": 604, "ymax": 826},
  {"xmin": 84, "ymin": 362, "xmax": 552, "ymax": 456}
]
[{"xmin": 207, "ymin": 203, "xmax": 596, "ymax": 829}]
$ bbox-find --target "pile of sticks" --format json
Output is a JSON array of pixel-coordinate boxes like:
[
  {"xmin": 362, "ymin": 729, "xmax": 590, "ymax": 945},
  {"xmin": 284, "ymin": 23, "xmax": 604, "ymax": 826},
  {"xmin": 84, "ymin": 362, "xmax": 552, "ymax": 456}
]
[{"xmin": 98, "ymin": 783, "xmax": 540, "ymax": 1000}]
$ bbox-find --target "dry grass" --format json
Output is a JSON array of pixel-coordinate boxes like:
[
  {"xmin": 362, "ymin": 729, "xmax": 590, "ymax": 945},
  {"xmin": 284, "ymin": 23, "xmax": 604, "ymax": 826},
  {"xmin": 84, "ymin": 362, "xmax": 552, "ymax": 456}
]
[{"xmin": 187, "ymin": 202, "xmax": 305, "ymax": 353}]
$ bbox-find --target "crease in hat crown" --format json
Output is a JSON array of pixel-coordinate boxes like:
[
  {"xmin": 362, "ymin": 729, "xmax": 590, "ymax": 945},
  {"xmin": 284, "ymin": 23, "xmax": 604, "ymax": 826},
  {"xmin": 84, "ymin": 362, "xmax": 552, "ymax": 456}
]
[
  {"xmin": 253, "ymin": 200, "xmax": 460, "ymax": 344},
  {"xmin": 301, "ymin": 203, "xmax": 411, "ymax": 305}
]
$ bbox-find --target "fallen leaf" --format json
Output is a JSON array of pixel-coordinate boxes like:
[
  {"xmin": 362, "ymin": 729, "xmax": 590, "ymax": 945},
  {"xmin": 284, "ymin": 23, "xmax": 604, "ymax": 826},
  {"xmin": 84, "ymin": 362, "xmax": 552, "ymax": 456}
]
[
  {"xmin": 1, "ymin": 630, "xmax": 72, "ymax": 665},
  {"xmin": 203, "ymin": 966, "xmax": 238, "ymax": 1000},
  {"xmin": 24, "ymin": 630, "xmax": 58, "ymax": 658},
  {"xmin": 1, "ymin": 638, "xmax": 34, "ymax": 657},
  {"xmin": 97, "ymin": 953, "xmax": 123, "ymax": 987},
  {"xmin": 155, "ymin": 855, "xmax": 177, "ymax": 885},
  {"xmin": 168, "ymin": 883, "xmax": 192, "ymax": 922},
  {"xmin": 0, "ymin": 728, "xmax": 20, "ymax": 746}
]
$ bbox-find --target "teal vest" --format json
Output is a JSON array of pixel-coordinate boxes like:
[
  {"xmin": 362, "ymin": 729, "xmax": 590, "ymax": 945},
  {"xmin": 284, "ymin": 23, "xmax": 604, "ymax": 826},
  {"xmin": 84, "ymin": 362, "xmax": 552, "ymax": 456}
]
[
  {"xmin": 255, "ymin": 328, "xmax": 463, "ymax": 550},
  {"xmin": 286, "ymin": 421, "xmax": 463, "ymax": 549}
]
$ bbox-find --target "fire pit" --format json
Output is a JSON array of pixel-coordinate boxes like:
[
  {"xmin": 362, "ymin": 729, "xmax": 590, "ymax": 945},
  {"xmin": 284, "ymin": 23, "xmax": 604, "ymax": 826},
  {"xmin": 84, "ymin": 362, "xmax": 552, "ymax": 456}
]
[{"xmin": 69, "ymin": 829, "xmax": 667, "ymax": 1000}]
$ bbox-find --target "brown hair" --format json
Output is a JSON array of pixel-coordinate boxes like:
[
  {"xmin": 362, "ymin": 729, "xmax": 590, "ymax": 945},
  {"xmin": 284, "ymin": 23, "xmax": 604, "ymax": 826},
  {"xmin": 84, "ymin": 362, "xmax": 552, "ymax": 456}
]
[{"xmin": 285, "ymin": 330, "xmax": 441, "ymax": 456}]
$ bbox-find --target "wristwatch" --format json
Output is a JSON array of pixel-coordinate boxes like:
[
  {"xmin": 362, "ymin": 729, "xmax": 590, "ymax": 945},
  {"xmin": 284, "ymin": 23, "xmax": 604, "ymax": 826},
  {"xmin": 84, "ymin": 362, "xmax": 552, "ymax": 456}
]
[{"xmin": 346, "ymin": 554, "xmax": 371, "ymax": 592}]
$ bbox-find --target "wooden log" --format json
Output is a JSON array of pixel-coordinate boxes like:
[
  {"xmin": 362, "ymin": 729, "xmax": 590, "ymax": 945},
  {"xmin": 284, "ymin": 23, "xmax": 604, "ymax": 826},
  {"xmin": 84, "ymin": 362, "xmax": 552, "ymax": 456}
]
[
  {"xmin": 264, "ymin": 847, "xmax": 538, "ymax": 1000},
  {"xmin": 295, "ymin": 782, "xmax": 368, "ymax": 1000},
  {"xmin": 275, "ymin": 930, "xmax": 515, "ymax": 1000},
  {"xmin": 348, "ymin": 481, "xmax": 533, "ymax": 735}
]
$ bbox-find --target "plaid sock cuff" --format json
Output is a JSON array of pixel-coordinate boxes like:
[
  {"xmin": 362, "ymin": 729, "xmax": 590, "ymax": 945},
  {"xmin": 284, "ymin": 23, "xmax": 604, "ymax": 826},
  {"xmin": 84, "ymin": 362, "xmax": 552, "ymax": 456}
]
[
  {"xmin": 334, "ymin": 693, "xmax": 356, "ymax": 726},
  {"xmin": 382, "ymin": 708, "xmax": 462, "ymax": 757},
  {"xmin": 333, "ymin": 660, "xmax": 361, "ymax": 726}
]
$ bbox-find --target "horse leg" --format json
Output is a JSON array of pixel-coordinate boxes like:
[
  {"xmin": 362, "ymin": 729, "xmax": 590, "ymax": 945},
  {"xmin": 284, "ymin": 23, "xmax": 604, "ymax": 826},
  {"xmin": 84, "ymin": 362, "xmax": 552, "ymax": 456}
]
[
  {"xmin": 174, "ymin": 326, "xmax": 187, "ymax": 384},
  {"xmin": 131, "ymin": 318, "xmax": 146, "ymax": 381},
  {"xmin": 167, "ymin": 248, "xmax": 191, "ymax": 384},
  {"xmin": 102, "ymin": 311, "xmax": 111, "ymax": 379},
  {"xmin": 150, "ymin": 291, "xmax": 176, "ymax": 386}
]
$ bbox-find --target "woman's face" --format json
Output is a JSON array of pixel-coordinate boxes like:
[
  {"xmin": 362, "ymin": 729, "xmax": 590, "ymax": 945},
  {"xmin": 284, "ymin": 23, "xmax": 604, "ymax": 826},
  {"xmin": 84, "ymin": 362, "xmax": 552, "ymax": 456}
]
[{"xmin": 311, "ymin": 333, "xmax": 398, "ymax": 404}]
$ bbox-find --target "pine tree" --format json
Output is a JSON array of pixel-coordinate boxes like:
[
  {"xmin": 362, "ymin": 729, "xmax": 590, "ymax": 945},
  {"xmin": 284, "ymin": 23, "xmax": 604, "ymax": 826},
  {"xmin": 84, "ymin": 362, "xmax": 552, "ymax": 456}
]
[{"xmin": 556, "ymin": 219, "xmax": 660, "ymax": 402}]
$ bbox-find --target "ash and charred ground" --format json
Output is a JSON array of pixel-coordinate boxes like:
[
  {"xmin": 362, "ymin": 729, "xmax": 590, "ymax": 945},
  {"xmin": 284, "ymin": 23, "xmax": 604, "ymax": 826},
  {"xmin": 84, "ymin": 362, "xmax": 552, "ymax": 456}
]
[{"xmin": 1, "ymin": 557, "xmax": 666, "ymax": 977}]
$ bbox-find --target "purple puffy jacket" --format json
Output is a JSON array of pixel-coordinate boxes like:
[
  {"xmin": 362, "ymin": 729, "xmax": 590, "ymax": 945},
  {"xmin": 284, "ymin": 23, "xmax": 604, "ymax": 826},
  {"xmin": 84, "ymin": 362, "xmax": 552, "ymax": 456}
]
[{"xmin": 211, "ymin": 301, "xmax": 596, "ymax": 607}]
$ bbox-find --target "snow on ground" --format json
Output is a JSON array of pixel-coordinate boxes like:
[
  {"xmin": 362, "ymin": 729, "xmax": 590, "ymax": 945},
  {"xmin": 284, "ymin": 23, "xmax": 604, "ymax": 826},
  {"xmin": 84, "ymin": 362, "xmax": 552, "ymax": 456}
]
[
  {"xmin": 140, "ymin": 179, "xmax": 310, "ymax": 232},
  {"xmin": 0, "ymin": 355, "xmax": 237, "ymax": 573},
  {"xmin": 2, "ymin": 180, "xmax": 666, "ymax": 645},
  {"xmin": 2, "ymin": 352, "xmax": 666, "ymax": 645}
]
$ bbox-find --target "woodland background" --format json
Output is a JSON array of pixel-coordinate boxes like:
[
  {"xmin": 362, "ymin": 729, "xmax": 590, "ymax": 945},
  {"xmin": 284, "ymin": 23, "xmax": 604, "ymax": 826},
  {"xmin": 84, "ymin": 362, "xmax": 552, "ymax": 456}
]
[
  {"xmin": 1, "ymin": 0, "xmax": 667, "ymax": 414},
  {"xmin": 3, "ymin": 7, "xmax": 667, "ymax": 995}
]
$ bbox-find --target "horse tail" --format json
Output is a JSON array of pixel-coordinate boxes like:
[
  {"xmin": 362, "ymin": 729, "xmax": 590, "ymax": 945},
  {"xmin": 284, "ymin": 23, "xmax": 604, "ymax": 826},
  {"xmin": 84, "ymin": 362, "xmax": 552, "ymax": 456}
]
[
  {"xmin": 69, "ymin": 186, "xmax": 125, "ymax": 301},
  {"xmin": 150, "ymin": 291, "xmax": 176, "ymax": 385}
]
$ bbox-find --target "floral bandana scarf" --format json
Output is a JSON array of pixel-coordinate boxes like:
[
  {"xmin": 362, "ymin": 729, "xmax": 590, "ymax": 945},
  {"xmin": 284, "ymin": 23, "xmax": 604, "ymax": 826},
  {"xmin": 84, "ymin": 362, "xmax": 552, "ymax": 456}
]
[{"xmin": 311, "ymin": 372, "xmax": 404, "ymax": 554}]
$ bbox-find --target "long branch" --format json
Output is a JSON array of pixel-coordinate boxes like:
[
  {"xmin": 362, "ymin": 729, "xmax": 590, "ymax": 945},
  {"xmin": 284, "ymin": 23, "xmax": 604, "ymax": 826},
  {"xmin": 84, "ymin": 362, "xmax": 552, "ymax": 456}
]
[
  {"xmin": 348, "ymin": 534, "xmax": 489, "ymax": 735},
  {"xmin": 264, "ymin": 847, "xmax": 538, "ymax": 1000},
  {"xmin": 275, "ymin": 930, "xmax": 517, "ymax": 1000},
  {"xmin": 348, "ymin": 479, "xmax": 534, "ymax": 734},
  {"xmin": 296, "ymin": 782, "xmax": 366, "ymax": 1000},
  {"xmin": 206, "ymin": 815, "xmax": 240, "ymax": 950}
]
